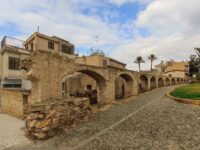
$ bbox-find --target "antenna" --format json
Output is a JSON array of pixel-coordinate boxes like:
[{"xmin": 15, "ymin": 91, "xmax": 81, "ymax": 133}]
[
  {"xmin": 95, "ymin": 36, "xmax": 99, "ymax": 51},
  {"xmin": 37, "ymin": 26, "xmax": 40, "ymax": 33}
]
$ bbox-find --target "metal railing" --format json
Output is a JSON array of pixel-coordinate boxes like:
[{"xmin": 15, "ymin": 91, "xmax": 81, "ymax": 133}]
[{"xmin": 1, "ymin": 36, "xmax": 25, "ymax": 49}]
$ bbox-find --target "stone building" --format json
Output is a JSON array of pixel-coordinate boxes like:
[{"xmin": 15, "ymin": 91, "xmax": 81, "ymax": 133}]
[
  {"xmin": 76, "ymin": 54, "xmax": 127, "ymax": 69},
  {"xmin": 155, "ymin": 60, "xmax": 189, "ymax": 79}
]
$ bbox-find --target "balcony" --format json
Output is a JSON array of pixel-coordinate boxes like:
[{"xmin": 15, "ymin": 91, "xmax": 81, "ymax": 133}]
[{"xmin": 1, "ymin": 36, "xmax": 25, "ymax": 50}]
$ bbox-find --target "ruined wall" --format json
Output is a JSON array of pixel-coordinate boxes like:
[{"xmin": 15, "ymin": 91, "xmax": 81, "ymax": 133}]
[
  {"xmin": 23, "ymin": 50, "xmax": 78, "ymax": 104},
  {"xmin": 0, "ymin": 89, "xmax": 29, "ymax": 118},
  {"xmin": 26, "ymin": 97, "xmax": 92, "ymax": 140}
]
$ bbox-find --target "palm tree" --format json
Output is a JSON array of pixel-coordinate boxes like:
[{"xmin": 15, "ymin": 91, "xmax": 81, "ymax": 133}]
[
  {"xmin": 195, "ymin": 48, "xmax": 200, "ymax": 56},
  {"xmin": 195, "ymin": 48, "xmax": 200, "ymax": 62},
  {"xmin": 148, "ymin": 54, "xmax": 157, "ymax": 71},
  {"xmin": 134, "ymin": 56, "xmax": 145, "ymax": 72}
]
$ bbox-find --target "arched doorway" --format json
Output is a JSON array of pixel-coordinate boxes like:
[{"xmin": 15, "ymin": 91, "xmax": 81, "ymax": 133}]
[
  {"xmin": 171, "ymin": 78, "xmax": 176, "ymax": 85},
  {"xmin": 158, "ymin": 77, "xmax": 164, "ymax": 88},
  {"xmin": 177, "ymin": 78, "xmax": 180, "ymax": 84},
  {"xmin": 181, "ymin": 79, "xmax": 184, "ymax": 83},
  {"xmin": 150, "ymin": 76, "xmax": 157, "ymax": 90},
  {"xmin": 115, "ymin": 74, "xmax": 134, "ymax": 100},
  {"xmin": 62, "ymin": 70, "xmax": 106, "ymax": 105},
  {"xmin": 140, "ymin": 75, "xmax": 148, "ymax": 92},
  {"xmin": 165, "ymin": 78, "xmax": 170, "ymax": 86}
]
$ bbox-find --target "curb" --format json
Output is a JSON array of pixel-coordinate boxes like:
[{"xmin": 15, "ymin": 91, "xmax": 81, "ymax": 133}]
[{"xmin": 166, "ymin": 87, "xmax": 200, "ymax": 106}]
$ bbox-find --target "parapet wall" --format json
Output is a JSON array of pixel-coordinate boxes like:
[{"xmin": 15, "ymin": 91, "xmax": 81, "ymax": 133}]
[{"xmin": 0, "ymin": 88, "xmax": 29, "ymax": 118}]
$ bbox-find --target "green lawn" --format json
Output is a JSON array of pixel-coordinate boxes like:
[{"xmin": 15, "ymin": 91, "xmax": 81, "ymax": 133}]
[{"xmin": 170, "ymin": 83, "xmax": 200, "ymax": 100}]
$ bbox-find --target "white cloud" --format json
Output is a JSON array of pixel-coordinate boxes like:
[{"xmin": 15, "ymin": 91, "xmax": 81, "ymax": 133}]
[
  {"xmin": 0, "ymin": 0, "xmax": 199, "ymax": 71},
  {"xmin": 0, "ymin": 0, "xmax": 125, "ymax": 48},
  {"xmin": 136, "ymin": 0, "xmax": 200, "ymax": 36},
  {"xmin": 112, "ymin": 34, "xmax": 200, "ymax": 70},
  {"xmin": 112, "ymin": 0, "xmax": 200, "ymax": 70}
]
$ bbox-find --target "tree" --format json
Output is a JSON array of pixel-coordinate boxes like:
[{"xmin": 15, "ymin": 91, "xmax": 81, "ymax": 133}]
[
  {"xmin": 90, "ymin": 50, "xmax": 105, "ymax": 56},
  {"xmin": 148, "ymin": 54, "xmax": 157, "ymax": 71},
  {"xmin": 194, "ymin": 48, "xmax": 200, "ymax": 58},
  {"xmin": 189, "ymin": 55, "xmax": 198, "ymax": 76},
  {"xmin": 134, "ymin": 56, "xmax": 145, "ymax": 72}
]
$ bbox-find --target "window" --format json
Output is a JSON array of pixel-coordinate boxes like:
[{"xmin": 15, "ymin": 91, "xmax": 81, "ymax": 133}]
[
  {"xmin": 9, "ymin": 57, "xmax": 20, "ymax": 70},
  {"xmin": 62, "ymin": 82, "xmax": 66, "ymax": 97},
  {"xmin": 62, "ymin": 44, "xmax": 73, "ymax": 54},
  {"xmin": 23, "ymin": 95, "xmax": 28, "ymax": 105},
  {"xmin": 31, "ymin": 43, "xmax": 33, "ymax": 51},
  {"xmin": 48, "ymin": 41, "xmax": 54, "ymax": 50},
  {"xmin": 3, "ymin": 84, "xmax": 21, "ymax": 88},
  {"xmin": 86, "ymin": 85, "xmax": 92, "ymax": 90}
]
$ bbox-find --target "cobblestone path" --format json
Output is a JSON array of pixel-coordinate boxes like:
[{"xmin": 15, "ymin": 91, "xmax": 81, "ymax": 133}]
[
  {"xmin": 6, "ymin": 86, "xmax": 200, "ymax": 150},
  {"xmin": 0, "ymin": 113, "xmax": 29, "ymax": 150}
]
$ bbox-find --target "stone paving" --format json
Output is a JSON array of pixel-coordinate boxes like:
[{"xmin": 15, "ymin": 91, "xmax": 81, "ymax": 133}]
[
  {"xmin": 5, "ymin": 86, "xmax": 200, "ymax": 150},
  {"xmin": 0, "ymin": 113, "xmax": 29, "ymax": 150}
]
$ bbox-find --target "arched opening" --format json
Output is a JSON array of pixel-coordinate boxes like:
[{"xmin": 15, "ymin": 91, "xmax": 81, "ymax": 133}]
[
  {"xmin": 150, "ymin": 76, "xmax": 157, "ymax": 90},
  {"xmin": 171, "ymin": 78, "xmax": 176, "ymax": 85},
  {"xmin": 140, "ymin": 75, "xmax": 148, "ymax": 92},
  {"xmin": 115, "ymin": 74, "xmax": 134, "ymax": 100},
  {"xmin": 62, "ymin": 70, "xmax": 106, "ymax": 105},
  {"xmin": 158, "ymin": 77, "xmax": 164, "ymax": 88},
  {"xmin": 165, "ymin": 78, "xmax": 170, "ymax": 86},
  {"xmin": 177, "ymin": 78, "xmax": 180, "ymax": 84}
]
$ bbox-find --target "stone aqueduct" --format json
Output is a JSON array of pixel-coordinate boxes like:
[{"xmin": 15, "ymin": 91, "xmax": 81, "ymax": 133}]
[{"xmin": 23, "ymin": 51, "xmax": 186, "ymax": 105}]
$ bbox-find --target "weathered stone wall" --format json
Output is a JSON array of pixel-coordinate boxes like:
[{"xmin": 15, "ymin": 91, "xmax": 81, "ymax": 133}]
[
  {"xmin": 23, "ymin": 50, "xmax": 78, "ymax": 104},
  {"xmin": 26, "ymin": 97, "xmax": 92, "ymax": 140},
  {"xmin": 0, "ymin": 88, "xmax": 29, "ymax": 118}
]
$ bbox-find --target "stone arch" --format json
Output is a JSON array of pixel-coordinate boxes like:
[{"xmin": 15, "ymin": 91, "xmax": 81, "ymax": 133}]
[
  {"xmin": 158, "ymin": 77, "xmax": 164, "ymax": 88},
  {"xmin": 165, "ymin": 78, "xmax": 170, "ymax": 86},
  {"xmin": 114, "ymin": 73, "xmax": 134, "ymax": 100},
  {"xmin": 62, "ymin": 69, "xmax": 107, "ymax": 105},
  {"xmin": 140, "ymin": 75, "xmax": 148, "ymax": 92},
  {"xmin": 150, "ymin": 76, "xmax": 157, "ymax": 90},
  {"xmin": 171, "ymin": 78, "xmax": 176, "ymax": 85}
]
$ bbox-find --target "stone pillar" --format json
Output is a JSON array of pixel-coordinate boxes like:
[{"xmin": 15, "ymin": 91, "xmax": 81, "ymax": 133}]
[
  {"xmin": 148, "ymin": 77, "xmax": 151, "ymax": 90},
  {"xmin": 99, "ymin": 80, "xmax": 115, "ymax": 105},
  {"xmin": 156, "ymin": 77, "xmax": 159, "ymax": 88},
  {"xmin": 133, "ymin": 75, "xmax": 139, "ymax": 95},
  {"xmin": 163, "ymin": 78, "xmax": 166, "ymax": 87}
]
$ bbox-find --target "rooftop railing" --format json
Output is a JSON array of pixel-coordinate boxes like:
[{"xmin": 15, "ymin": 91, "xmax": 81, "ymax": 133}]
[{"xmin": 1, "ymin": 36, "xmax": 26, "ymax": 50}]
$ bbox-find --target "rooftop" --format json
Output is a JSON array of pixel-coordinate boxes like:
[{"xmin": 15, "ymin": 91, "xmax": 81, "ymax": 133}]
[{"xmin": 1, "ymin": 36, "xmax": 26, "ymax": 50}]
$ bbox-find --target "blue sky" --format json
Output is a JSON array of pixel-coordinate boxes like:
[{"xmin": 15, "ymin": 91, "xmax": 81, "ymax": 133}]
[{"xmin": 0, "ymin": 0, "xmax": 200, "ymax": 70}]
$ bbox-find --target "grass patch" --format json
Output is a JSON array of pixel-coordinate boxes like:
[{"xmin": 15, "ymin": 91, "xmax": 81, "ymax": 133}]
[{"xmin": 170, "ymin": 83, "xmax": 200, "ymax": 100}]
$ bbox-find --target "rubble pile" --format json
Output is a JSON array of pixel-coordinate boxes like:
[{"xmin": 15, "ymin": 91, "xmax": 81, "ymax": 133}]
[{"xmin": 25, "ymin": 97, "xmax": 92, "ymax": 140}]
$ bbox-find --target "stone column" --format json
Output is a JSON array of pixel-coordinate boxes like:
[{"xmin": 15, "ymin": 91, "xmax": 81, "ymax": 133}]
[
  {"xmin": 98, "ymin": 80, "xmax": 115, "ymax": 105},
  {"xmin": 156, "ymin": 77, "xmax": 159, "ymax": 88},
  {"xmin": 148, "ymin": 77, "xmax": 151, "ymax": 90}
]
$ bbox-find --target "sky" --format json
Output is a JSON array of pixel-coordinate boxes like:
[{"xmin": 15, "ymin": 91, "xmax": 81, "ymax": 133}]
[{"xmin": 0, "ymin": 0, "xmax": 200, "ymax": 71}]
